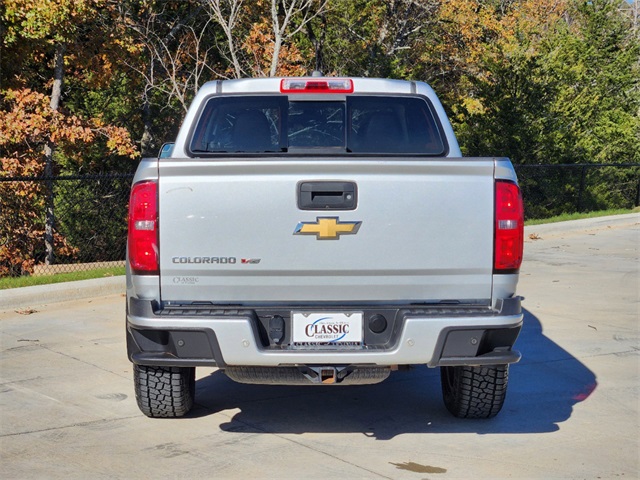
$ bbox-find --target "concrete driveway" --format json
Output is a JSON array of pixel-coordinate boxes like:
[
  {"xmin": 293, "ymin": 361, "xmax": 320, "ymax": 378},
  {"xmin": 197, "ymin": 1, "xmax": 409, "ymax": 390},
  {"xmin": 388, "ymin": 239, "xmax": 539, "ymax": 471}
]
[{"xmin": 1, "ymin": 214, "xmax": 638, "ymax": 479}]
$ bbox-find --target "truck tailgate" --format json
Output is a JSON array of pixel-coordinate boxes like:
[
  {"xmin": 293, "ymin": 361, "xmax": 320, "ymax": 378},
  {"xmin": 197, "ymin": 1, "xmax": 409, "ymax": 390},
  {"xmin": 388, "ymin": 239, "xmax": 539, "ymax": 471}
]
[{"xmin": 158, "ymin": 158, "xmax": 495, "ymax": 304}]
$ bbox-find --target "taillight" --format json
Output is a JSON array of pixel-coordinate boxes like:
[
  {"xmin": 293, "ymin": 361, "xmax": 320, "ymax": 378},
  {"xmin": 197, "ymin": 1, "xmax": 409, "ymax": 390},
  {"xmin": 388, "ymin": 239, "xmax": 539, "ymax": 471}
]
[
  {"xmin": 128, "ymin": 181, "xmax": 158, "ymax": 275},
  {"xmin": 494, "ymin": 180, "xmax": 524, "ymax": 273},
  {"xmin": 280, "ymin": 78, "xmax": 353, "ymax": 93}
]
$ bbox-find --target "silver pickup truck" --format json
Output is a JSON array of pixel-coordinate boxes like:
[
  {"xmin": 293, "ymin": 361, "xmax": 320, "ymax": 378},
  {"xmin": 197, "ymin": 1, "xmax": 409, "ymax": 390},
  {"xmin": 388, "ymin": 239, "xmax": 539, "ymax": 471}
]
[{"xmin": 126, "ymin": 76, "xmax": 524, "ymax": 420}]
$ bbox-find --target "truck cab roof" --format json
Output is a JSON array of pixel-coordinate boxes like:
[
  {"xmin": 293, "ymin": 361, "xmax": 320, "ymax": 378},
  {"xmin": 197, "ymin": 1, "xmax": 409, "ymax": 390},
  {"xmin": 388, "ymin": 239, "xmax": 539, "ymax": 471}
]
[{"xmin": 171, "ymin": 77, "xmax": 462, "ymax": 158}]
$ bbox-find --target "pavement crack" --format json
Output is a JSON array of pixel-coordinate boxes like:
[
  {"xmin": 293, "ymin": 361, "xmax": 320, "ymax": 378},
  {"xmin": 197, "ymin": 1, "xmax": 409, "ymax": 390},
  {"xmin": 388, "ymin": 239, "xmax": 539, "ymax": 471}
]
[
  {"xmin": 0, "ymin": 376, "xmax": 43, "ymax": 386},
  {"xmin": 38, "ymin": 344, "xmax": 130, "ymax": 380},
  {"xmin": 0, "ymin": 416, "xmax": 139, "ymax": 438},
  {"xmin": 518, "ymin": 347, "xmax": 639, "ymax": 367},
  {"xmin": 582, "ymin": 348, "xmax": 639, "ymax": 359},
  {"xmin": 211, "ymin": 410, "xmax": 394, "ymax": 480}
]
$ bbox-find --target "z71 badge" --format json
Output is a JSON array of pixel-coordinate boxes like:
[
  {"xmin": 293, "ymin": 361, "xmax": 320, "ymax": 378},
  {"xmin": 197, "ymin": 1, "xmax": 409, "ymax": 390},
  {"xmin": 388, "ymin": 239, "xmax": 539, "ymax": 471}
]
[{"xmin": 293, "ymin": 217, "xmax": 362, "ymax": 240}]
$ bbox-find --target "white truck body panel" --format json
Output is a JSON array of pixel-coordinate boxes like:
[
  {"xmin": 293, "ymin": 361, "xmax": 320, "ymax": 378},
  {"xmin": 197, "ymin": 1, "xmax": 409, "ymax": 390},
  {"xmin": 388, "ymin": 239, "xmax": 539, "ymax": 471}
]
[
  {"xmin": 126, "ymin": 78, "xmax": 524, "ymax": 421},
  {"xmin": 157, "ymin": 158, "xmax": 495, "ymax": 304}
]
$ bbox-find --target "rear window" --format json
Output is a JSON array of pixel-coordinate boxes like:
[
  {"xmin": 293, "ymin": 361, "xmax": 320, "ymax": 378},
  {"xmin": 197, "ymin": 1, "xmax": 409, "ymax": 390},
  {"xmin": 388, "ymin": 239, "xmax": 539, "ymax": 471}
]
[{"xmin": 189, "ymin": 95, "xmax": 446, "ymax": 155}]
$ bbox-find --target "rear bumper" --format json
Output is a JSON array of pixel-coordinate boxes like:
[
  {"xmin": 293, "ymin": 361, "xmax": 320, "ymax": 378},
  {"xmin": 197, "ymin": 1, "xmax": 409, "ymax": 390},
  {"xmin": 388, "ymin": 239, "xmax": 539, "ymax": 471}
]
[{"xmin": 126, "ymin": 298, "xmax": 523, "ymax": 368}]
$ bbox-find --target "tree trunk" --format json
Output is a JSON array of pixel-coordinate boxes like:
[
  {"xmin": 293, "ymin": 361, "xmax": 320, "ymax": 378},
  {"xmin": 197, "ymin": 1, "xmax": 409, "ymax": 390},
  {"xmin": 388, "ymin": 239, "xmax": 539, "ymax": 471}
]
[
  {"xmin": 44, "ymin": 43, "xmax": 65, "ymax": 266},
  {"xmin": 228, "ymin": 32, "xmax": 243, "ymax": 78},
  {"xmin": 50, "ymin": 43, "xmax": 65, "ymax": 110},
  {"xmin": 141, "ymin": 105, "xmax": 154, "ymax": 157},
  {"xmin": 140, "ymin": 84, "xmax": 154, "ymax": 156},
  {"xmin": 306, "ymin": 15, "xmax": 325, "ymax": 73},
  {"xmin": 270, "ymin": 34, "xmax": 282, "ymax": 78},
  {"xmin": 270, "ymin": 0, "xmax": 282, "ymax": 78}
]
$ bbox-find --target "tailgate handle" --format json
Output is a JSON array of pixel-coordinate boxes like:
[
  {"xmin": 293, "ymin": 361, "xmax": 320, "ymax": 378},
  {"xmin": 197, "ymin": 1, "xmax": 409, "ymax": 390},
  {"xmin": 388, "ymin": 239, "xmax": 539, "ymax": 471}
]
[{"xmin": 298, "ymin": 181, "xmax": 357, "ymax": 210}]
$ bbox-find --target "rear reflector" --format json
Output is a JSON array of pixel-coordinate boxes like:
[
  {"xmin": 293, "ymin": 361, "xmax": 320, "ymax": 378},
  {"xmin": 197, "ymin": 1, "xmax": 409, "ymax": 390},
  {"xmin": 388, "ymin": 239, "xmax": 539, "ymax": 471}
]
[
  {"xmin": 128, "ymin": 181, "xmax": 159, "ymax": 275},
  {"xmin": 280, "ymin": 78, "xmax": 354, "ymax": 94},
  {"xmin": 494, "ymin": 181, "xmax": 524, "ymax": 273}
]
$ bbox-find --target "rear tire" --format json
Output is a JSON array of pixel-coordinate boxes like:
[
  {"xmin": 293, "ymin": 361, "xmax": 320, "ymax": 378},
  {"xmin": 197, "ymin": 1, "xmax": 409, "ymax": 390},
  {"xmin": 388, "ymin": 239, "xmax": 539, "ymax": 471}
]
[
  {"xmin": 440, "ymin": 365, "xmax": 508, "ymax": 419},
  {"xmin": 133, "ymin": 364, "xmax": 195, "ymax": 418}
]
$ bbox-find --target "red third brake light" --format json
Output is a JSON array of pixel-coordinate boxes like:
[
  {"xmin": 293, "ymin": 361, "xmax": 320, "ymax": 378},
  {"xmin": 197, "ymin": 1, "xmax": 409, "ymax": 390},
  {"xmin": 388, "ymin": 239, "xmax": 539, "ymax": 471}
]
[
  {"xmin": 494, "ymin": 180, "xmax": 524, "ymax": 273},
  {"xmin": 128, "ymin": 181, "xmax": 159, "ymax": 274},
  {"xmin": 280, "ymin": 78, "xmax": 354, "ymax": 94}
]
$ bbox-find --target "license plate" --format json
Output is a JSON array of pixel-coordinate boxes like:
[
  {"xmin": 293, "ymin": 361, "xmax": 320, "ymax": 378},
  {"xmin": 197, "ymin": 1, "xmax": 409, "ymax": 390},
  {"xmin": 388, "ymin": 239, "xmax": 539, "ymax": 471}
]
[{"xmin": 292, "ymin": 312, "xmax": 363, "ymax": 345}]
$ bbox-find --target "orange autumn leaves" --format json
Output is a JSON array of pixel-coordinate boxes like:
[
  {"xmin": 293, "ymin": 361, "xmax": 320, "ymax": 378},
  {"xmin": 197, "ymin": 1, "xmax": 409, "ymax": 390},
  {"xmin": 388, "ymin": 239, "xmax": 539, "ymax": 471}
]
[
  {"xmin": 432, "ymin": 0, "xmax": 568, "ymax": 86},
  {"xmin": 0, "ymin": 89, "xmax": 136, "ymax": 276},
  {"xmin": 0, "ymin": 88, "xmax": 138, "ymax": 177}
]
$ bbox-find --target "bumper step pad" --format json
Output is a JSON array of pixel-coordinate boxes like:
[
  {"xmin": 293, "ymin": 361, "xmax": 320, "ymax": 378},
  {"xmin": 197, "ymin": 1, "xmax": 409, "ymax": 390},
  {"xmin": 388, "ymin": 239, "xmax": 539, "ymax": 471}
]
[{"xmin": 224, "ymin": 365, "xmax": 390, "ymax": 385}]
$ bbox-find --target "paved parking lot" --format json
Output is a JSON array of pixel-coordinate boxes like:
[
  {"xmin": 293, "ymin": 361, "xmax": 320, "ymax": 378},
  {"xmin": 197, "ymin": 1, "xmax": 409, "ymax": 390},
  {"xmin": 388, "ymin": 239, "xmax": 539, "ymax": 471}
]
[{"xmin": 1, "ymin": 214, "xmax": 638, "ymax": 479}]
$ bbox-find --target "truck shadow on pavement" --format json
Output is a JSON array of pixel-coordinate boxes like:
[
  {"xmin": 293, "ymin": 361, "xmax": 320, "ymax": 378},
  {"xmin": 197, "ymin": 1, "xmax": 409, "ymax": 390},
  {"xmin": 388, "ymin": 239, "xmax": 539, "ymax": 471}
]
[{"xmin": 193, "ymin": 309, "xmax": 597, "ymax": 439}]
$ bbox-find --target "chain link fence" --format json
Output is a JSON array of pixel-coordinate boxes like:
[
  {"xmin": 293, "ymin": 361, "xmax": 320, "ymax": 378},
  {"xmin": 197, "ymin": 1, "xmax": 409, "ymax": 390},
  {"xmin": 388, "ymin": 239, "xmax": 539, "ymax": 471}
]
[
  {"xmin": 1, "ymin": 174, "xmax": 134, "ymax": 277},
  {"xmin": 1, "ymin": 164, "xmax": 639, "ymax": 278},
  {"xmin": 514, "ymin": 164, "xmax": 640, "ymax": 219}
]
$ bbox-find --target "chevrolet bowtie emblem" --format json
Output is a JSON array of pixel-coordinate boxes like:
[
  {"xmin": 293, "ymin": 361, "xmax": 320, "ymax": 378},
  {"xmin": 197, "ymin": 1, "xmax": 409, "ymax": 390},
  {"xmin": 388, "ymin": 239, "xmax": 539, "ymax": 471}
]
[{"xmin": 294, "ymin": 217, "xmax": 362, "ymax": 240}]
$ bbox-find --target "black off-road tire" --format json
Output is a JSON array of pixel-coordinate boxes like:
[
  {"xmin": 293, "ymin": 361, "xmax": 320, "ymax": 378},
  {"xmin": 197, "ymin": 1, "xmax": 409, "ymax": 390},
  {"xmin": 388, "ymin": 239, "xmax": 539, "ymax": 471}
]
[
  {"xmin": 440, "ymin": 365, "xmax": 509, "ymax": 419},
  {"xmin": 133, "ymin": 364, "xmax": 195, "ymax": 418}
]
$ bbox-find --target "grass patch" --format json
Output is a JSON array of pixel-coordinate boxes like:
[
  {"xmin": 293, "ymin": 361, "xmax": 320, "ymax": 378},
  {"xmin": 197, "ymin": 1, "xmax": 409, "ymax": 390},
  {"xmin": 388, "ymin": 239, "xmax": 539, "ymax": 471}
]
[
  {"xmin": 525, "ymin": 207, "xmax": 639, "ymax": 226},
  {"xmin": 0, "ymin": 266, "xmax": 125, "ymax": 290}
]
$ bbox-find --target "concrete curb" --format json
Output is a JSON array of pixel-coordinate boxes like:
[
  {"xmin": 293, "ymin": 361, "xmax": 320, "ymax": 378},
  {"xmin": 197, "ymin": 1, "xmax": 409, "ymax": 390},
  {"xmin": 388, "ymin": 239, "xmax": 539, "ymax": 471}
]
[
  {"xmin": 524, "ymin": 212, "xmax": 639, "ymax": 237},
  {"xmin": 0, "ymin": 275, "xmax": 125, "ymax": 311}
]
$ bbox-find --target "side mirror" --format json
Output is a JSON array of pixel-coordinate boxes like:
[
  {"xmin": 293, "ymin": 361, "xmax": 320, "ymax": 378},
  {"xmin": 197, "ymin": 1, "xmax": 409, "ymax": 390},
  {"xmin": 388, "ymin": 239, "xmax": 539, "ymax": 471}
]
[{"xmin": 158, "ymin": 142, "xmax": 174, "ymax": 159}]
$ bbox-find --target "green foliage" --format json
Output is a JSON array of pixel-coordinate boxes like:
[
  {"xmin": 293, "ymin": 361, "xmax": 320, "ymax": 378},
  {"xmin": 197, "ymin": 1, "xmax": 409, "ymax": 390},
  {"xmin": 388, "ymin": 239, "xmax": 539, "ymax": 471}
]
[
  {"xmin": 2, "ymin": 0, "xmax": 96, "ymax": 44},
  {"xmin": 319, "ymin": 0, "xmax": 436, "ymax": 78},
  {"xmin": 539, "ymin": 0, "xmax": 640, "ymax": 166},
  {"xmin": 450, "ymin": 0, "xmax": 639, "ymax": 217},
  {"xmin": 52, "ymin": 177, "xmax": 131, "ymax": 265}
]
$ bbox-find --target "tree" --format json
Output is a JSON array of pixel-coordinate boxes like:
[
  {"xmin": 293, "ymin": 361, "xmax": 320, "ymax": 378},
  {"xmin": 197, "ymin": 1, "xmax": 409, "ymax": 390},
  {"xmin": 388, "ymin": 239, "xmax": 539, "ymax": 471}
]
[
  {"xmin": 202, "ymin": 0, "xmax": 328, "ymax": 77},
  {"xmin": 201, "ymin": 0, "xmax": 246, "ymax": 77},
  {"xmin": 538, "ymin": 0, "xmax": 640, "ymax": 166},
  {"xmin": 4, "ymin": 0, "xmax": 95, "ymax": 263},
  {"xmin": 309, "ymin": 0, "xmax": 439, "ymax": 78},
  {"xmin": 0, "ymin": 89, "xmax": 137, "ymax": 275},
  {"xmin": 536, "ymin": 0, "xmax": 640, "ymax": 213},
  {"xmin": 115, "ymin": 1, "xmax": 222, "ymax": 154},
  {"xmin": 450, "ymin": 0, "xmax": 640, "ymax": 217},
  {"xmin": 1, "ymin": 1, "xmax": 138, "ymax": 274}
]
